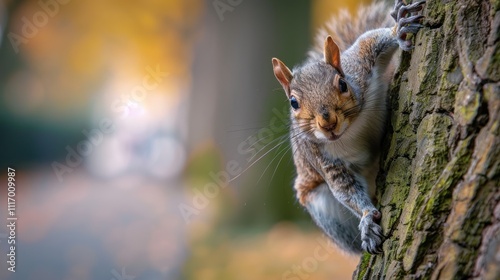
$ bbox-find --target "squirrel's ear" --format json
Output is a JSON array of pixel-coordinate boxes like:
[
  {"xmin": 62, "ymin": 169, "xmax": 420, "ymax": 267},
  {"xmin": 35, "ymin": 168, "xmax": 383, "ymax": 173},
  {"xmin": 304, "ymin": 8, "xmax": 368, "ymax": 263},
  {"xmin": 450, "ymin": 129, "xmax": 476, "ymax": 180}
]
[
  {"xmin": 324, "ymin": 36, "xmax": 344, "ymax": 76},
  {"xmin": 272, "ymin": 58, "xmax": 293, "ymax": 97}
]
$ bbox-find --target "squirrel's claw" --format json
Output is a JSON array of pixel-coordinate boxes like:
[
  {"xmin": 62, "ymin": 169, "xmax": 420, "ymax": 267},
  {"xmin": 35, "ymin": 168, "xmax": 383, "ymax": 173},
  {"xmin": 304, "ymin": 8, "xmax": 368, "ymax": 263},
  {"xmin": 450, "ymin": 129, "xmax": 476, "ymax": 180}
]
[
  {"xmin": 398, "ymin": 15, "xmax": 424, "ymax": 27},
  {"xmin": 390, "ymin": 0, "xmax": 403, "ymax": 21},
  {"xmin": 359, "ymin": 210, "xmax": 385, "ymax": 255},
  {"xmin": 400, "ymin": 23, "xmax": 424, "ymax": 34},
  {"xmin": 393, "ymin": 0, "xmax": 426, "ymax": 51},
  {"xmin": 395, "ymin": 1, "xmax": 426, "ymax": 21},
  {"xmin": 398, "ymin": 23, "xmax": 424, "ymax": 51}
]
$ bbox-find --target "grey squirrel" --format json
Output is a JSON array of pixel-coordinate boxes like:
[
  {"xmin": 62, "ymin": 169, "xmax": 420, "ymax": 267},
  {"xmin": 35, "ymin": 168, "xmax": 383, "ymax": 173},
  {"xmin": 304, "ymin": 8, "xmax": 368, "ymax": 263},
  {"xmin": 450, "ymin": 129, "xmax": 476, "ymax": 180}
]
[{"xmin": 271, "ymin": 0, "xmax": 426, "ymax": 254}]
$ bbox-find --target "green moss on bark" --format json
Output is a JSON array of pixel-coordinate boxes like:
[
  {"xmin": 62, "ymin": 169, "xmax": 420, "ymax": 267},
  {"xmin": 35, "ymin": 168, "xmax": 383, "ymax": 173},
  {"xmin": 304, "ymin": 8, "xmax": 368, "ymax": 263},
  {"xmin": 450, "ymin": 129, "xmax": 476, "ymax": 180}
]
[{"xmin": 353, "ymin": 1, "xmax": 500, "ymax": 279}]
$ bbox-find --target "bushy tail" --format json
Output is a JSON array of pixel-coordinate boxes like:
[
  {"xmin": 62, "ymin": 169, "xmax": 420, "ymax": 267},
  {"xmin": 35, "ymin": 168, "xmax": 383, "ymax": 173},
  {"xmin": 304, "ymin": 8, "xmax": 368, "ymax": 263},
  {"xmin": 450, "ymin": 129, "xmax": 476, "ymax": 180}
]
[{"xmin": 312, "ymin": 1, "xmax": 394, "ymax": 52}]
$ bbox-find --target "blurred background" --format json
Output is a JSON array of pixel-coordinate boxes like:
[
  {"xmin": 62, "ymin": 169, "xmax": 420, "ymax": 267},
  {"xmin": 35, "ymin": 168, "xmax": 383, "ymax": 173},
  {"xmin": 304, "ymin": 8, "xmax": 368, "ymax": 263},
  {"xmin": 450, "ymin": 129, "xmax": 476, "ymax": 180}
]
[{"xmin": 0, "ymin": 0, "xmax": 369, "ymax": 279}]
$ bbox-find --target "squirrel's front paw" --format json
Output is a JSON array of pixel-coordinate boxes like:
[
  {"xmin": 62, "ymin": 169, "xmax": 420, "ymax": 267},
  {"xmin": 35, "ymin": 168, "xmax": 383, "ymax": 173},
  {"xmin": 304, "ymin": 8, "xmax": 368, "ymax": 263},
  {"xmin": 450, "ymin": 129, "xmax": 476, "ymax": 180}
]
[
  {"xmin": 359, "ymin": 209, "xmax": 385, "ymax": 254},
  {"xmin": 391, "ymin": 0, "xmax": 426, "ymax": 51}
]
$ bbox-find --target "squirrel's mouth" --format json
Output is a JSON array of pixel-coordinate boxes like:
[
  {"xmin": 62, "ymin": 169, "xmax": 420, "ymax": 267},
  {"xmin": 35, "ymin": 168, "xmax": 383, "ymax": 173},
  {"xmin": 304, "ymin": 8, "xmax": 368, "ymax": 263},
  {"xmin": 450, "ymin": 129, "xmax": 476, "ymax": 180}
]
[
  {"xmin": 314, "ymin": 117, "xmax": 350, "ymax": 142},
  {"xmin": 327, "ymin": 132, "xmax": 342, "ymax": 141},
  {"xmin": 313, "ymin": 129, "xmax": 344, "ymax": 141},
  {"xmin": 328, "ymin": 132, "xmax": 340, "ymax": 141}
]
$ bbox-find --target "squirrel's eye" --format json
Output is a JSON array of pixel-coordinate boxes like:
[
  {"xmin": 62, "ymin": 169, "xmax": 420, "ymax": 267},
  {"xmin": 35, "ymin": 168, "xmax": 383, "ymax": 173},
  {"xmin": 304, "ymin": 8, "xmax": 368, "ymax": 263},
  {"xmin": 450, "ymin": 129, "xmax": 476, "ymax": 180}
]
[
  {"xmin": 339, "ymin": 78, "xmax": 348, "ymax": 93},
  {"xmin": 290, "ymin": 96, "xmax": 300, "ymax": 110}
]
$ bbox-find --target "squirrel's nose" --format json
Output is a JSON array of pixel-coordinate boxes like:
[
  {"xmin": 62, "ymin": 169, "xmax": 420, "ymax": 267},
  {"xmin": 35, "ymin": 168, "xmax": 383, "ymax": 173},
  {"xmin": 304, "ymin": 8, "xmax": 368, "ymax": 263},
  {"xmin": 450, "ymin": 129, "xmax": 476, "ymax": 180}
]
[
  {"xmin": 320, "ymin": 122, "xmax": 336, "ymax": 132},
  {"xmin": 321, "ymin": 111, "xmax": 329, "ymax": 120},
  {"xmin": 318, "ymin": 115, "xmax": 338, "ymax": 132}
]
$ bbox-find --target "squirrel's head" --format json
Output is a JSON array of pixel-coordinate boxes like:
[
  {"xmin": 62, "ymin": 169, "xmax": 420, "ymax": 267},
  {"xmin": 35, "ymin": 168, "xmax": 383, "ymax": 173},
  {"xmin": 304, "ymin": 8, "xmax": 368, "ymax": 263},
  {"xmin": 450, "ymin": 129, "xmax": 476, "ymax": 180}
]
[{"xmin": 272, "ymin": 36, "xmax": 361, "ymax": 142}]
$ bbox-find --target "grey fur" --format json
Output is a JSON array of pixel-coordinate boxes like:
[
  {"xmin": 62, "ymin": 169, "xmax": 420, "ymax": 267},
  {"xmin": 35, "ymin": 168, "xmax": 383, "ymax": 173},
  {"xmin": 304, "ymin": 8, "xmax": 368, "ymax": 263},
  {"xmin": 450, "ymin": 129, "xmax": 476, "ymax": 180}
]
[
  {"xmin": 281, "ymin": 0, "xmax": 426, "ymax": 255},
  {"xmin": 305, "ymin": 183, "xmax": 362, "ymax": 253}
]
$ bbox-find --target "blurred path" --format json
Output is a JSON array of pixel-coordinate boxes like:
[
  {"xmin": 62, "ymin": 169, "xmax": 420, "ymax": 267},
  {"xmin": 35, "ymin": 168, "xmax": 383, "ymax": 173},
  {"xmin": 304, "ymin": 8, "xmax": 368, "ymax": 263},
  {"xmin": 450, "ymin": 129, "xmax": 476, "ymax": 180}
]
[{"xmin": 0, "ymin": 168, "xmax": 188, "ymax": 280}]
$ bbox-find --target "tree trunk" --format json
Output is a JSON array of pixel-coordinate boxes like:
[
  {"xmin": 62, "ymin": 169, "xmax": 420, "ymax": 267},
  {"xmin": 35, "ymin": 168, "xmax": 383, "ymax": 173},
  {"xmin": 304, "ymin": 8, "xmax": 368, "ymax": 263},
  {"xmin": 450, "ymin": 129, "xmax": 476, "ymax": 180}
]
[{"xmin": 353, "ymin": 0, "xmax": 500, "ymax": 279}]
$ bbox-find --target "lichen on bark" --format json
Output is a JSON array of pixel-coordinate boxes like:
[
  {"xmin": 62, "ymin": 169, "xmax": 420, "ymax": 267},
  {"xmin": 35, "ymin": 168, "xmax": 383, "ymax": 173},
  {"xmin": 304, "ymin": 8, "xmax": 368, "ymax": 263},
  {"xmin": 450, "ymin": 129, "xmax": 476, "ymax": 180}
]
[{"xmin": 353, "ymin": 1, "xmax": 500, "ymax": 279}]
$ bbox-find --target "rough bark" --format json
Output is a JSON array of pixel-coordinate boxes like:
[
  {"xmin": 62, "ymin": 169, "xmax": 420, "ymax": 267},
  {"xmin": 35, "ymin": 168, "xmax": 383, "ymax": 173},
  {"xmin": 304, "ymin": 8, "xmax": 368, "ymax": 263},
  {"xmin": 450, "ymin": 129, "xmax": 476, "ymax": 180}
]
[{"xmin": 353, "ymin": 0, "xmax": 500, "ymax": 279}]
